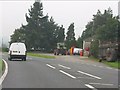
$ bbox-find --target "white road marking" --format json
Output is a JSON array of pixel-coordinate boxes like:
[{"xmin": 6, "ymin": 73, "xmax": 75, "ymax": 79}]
[
  {"xmin": 106, "ymin": 67, "xmax": 112, "ymax": 69},
  {"xmin": 27, "ymin": 57, "xmax": 32, "ymax": 60},
  {"xmin": 98, "ymin": 66, "xmax": 103, "ymax": 68},
  {"xmin": 89, "ymin": 83, "xmax": 114, "ymax": 86},
  {"xmin": 46, "ymin": 64, "xmax": 56, "ymax": 69},
  {"xmin": 115, "ymin": 69, "xmax": 118, "ymax": 71},
  {"xmin": 77, "ymin": 71, "xmax": 101, "ymax": 80},
  {"xmin": 0, "ymin": 59, "xmax": 8, "ymax": 85},
  {"xmin": 93, "ymin": 65, "xmax": 97, "ymax": 67},
  {"xmin": 85, "ymin": 84, "xmax": 97, "ymax": 90},
  {"xmin": 86, "ymin": 63, "xmax": 90, "ymax": 65},
  {"xmin": 78, "ymin": 77, "xmax": 94, "ymax": 79},
  {"xmin": 59, "ymin": 70, "xmax": 76, "ymax": 79},
  {"xmin": 58, "ymin": 64, "xmax": 71, "ymax": 69}
]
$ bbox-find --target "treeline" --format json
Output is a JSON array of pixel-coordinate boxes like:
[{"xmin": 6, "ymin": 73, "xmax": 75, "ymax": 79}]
[
  {"xmin": 10, "ymin": 1, "xmax": 77, "ymax": 52},
  {"xmin": 10, "ymin": 1, "xmax": 119, "ymax": 53},
  {"xmin": 79, "ymin": 8, "xmax": 119, "ymax": 57}
]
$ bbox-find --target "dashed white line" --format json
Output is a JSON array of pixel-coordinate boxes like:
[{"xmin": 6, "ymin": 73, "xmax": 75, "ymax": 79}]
[
  {"xmin": 46, "ymin": 64, "xmax": 56, "ymax": 69},
  {"xmin": 0, "ymin": 59, "xmax": 8, "ymax": 85},
  {"xmin": 85, "ymin": 84, "xmax": 97, "ymax": 90},
  {"xmin": 86, "ymin": 63, "xmax": 90, "ymax": 65},
  {"xmin": 89, "ymin": 83, "xmax": 114, "ymax": 86},
  {"xmin": 78, "ymin": 77, "xmax": 94, "ymax": 79},
  {"xmin": 58, "ymin": 64, "xmax": 71, "ymax": 69},
  {"xmin": 77, "ymin": 71, "xmax": 101, "ymax": 80},
  {"xmin": 93, "ymin": 65, "xmax": 97, "ymax": 67},
  {"xmin": 27, "ymin": 57, "xmax": 32, "ymax": 60},
  {"xmin": 115, "ymin": 69, "xmax": 118, "ymax": 71},
  {"xmin": 59, "ymin": 70, "xmax": 76, "ymax": 79},
  {"xmin": 106, "ymin": 67, "xmax": 113, "ymax": 69},
  {"xmin": 98, "ymin": 66, "xmax": 103, "ymax": 68}
]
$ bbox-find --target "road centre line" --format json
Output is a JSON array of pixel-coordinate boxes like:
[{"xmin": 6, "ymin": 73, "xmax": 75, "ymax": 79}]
[
  {"xmin": 86, "ymin": 63, "xmax": 90, "ymax": 65},
  {"xmin": 85, "ymin": 84, "xmax": 97, "ymax": 90},
  {"xmin": 46, "ymin": 64, "xmax": 56, "ymax": 69},
  {"xmin": 115, "ymin": 69, "xmax": 118, "ymax": 71},
  {"xmin": 58, "ymin": 64, "xmax": 71, "ymax": 69},
  {"xmin": 98, "ymin": 66, "xmax": 103, "ymax": 68},
  {"xmin": 93, "ymin": 65, "xmax": 97, "ymax": 67},
  {"xmin": 106, "ymin": 67, "xmax": 112, "ymax": 69},
  {"xmin": 78, "ymin": 77, "xmax": 94, "ymax": 79},
  {"xmin": 89, "ymin": 83, "xmax": 114, "ymax": 86},
  {"xmin": 27, "ymin": 57, "xmax": 32, "ymax": 60},
  {"xmin": 59, "ymin": 70, "xmax": 76, "ymax": 79},
  {"xmin": 77, "ymin": 71, "xmax": 101, "ymax": 80}
]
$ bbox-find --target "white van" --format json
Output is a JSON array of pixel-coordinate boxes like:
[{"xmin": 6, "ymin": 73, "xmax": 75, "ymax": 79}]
[
  {"xmin": 8, "ymin": 42, "xmax": 27, "ymax": 61},
  {"xmin": 73, "ymin": 48, "xmax": 83, "ymax": 55}
]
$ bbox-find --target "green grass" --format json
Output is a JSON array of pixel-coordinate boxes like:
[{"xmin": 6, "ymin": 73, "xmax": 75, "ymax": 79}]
[
  {"xmin": 103, "ymin": 61, "xmax": 120, "ymax": 69},
  {"xmin": 89, "ymin": 56, "xmax": 120, "ymax": 69},
  {"xmin": 27, "ymin": 53, "xmax": 55, "ymax": 59},
  {"xmin": 0, "ymin": 60, "xmax": 3, "ymax": 73}
]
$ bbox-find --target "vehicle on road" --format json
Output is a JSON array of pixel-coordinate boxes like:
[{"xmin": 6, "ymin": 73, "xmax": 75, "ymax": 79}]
[
  {"xmin": 54, "ymin": 42, "xmax": 67, "ymax": 55},
  {"xmin": 8, "ymin": 42, "xmax": 27, "ymax": 61},
  {"xmin": 73, "ymin": 48, "xmax": 83, "ymax": 55}
]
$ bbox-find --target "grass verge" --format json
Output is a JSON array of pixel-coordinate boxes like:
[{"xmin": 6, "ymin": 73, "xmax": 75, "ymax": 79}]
[
  {"xmin": 0, "ymin": 60, "xmax": 2, "ymax": 73},
  {"xmin": 0, "ymin": 60, "xmax": 5, "ymax": 75},
  {"xmin": 102, "ymin": 61, "xmax": 120, "ymax": 69},
  {"xmin": 89, "ymin": 56, "xmax": 120, "ymax": 69},
  {"xmin": 27, "ymin": 53, "xmax": 55, "ymax": 59}
]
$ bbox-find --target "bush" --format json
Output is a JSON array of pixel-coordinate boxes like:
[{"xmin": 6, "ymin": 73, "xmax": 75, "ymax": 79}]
[
  {"xmin": 90, "ymin": 40, "xmax": 99, "ymax": 58},
  {"xmin": 2, "ymin": 47, "xmax": 8, "ymax": 52}
]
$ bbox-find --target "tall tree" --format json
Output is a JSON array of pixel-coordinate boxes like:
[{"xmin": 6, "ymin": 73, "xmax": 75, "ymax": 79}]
[
  {"xmin": 80, "ymin": 8, "xmax": 118, "ymax": 57},
  {"xmin": 10, "ymin": 27, "xmax": 25, "ymax": 44},
  {"xmin": 65, "ymin": 23, "xmax": 76, "ymax": 49},
  {"xmin": 57, "ymin": 25, "xmax": 65, "ymax": 43},
  {"xmin": 25, "ymin": 1, "xmax": 44, "ymax": 50},
  {"xmin": 10, "ymin": 1, "xmax": 65, "ymax": 52},
  {"xmin": 76, "ymin": 36, "xmax": 83, "ymax": 48}
]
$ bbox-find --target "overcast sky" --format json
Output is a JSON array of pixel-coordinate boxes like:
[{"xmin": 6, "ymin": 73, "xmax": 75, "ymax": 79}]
[{"xmin": 0, "ymin": 0, "xmax": 118, "ymax": 46}]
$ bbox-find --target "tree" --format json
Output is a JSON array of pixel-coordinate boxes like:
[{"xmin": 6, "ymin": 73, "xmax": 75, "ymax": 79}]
[
  {"xmin": 80, "ymin": 8, "xmax": 118, "ymax": 57},
  {"xmin": 76, "ymin": 36, "xmax": 83, "ymax": 48},
  {"xmin": 90, "ymin": 40, "xmax": 99, "ymax": 58},
  {"xmin": 81, "ymin": 8, "xmax": 115, "ymax": 41},
  {"xmin": 56, "ymin": 25, "xmax": 65, "ymax": 43},
  {"xmin": 10, "ymin": 27, "xmax": 25, "ymax": 44},
  {"xmin": 65, "ymin": 23, "xmax": 76, "ymax": 49},
  {"xmin": 10, "ymin": 1, "xmax": 65, "ymax": 52},
  {"xmin": 25, "ymin": 1, "xmax": 44, "ymax": 50},
  {"xmin": 96, "ymin": 17, "xmax": 118, "ymax": 42}
]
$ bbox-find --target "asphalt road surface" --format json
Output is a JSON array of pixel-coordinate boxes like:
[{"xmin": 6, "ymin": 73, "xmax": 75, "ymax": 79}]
[{"xmin": 2, "ymin": 53, "xmax": 119, "ymax": 89}]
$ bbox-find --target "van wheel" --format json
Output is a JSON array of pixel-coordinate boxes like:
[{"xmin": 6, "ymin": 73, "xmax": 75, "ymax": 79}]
[
  {"xmin": 23, "ymin": 57, "xmax": 26, "ymax": 61},
  {"xmin": 9, "ymin": 58, "xmax": 12, "ymax": 61},
  {"xmin": 24, "ymin": 58, "xmax": 26, "ymax": 61}
]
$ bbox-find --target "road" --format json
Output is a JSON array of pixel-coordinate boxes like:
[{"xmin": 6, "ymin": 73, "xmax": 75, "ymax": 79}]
[{"xmin": 2, "ymin": 53, "xmax": 119, "ymax": 89}]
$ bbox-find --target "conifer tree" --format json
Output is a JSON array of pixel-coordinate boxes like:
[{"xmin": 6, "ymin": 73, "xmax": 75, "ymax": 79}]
[{"xmin": 66, "ymin": 23, "xmax": 76, "ymax": 49}]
